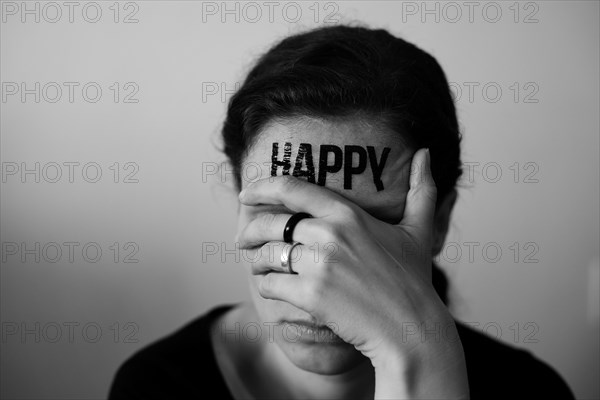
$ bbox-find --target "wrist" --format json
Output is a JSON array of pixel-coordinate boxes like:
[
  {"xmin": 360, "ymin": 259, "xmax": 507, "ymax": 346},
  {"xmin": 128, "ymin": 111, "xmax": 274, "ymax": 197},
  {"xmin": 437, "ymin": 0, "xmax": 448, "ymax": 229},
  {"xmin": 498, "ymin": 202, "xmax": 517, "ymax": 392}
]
[
  {"xmin": 373, "ymin": 350, "xmax": 469, "ymax": 400},
  {"xmin": 372, "ymin": 320, "xmax": 469, "ymax": 399},
  {"xmin": 371, "ymin": 312, "xmax": 462, "ymax": 363}
]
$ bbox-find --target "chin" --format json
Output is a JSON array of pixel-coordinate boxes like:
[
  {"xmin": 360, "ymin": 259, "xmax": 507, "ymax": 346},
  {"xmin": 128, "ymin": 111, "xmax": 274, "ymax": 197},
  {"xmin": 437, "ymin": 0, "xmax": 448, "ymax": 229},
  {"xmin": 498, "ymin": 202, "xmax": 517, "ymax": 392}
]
[
  {"xmin": 273, "ymin": 329, "xmax": 368, "ymax": 375},
  {"xmin": 249, "ymin": 282, "xmax": 368, "ymax": 375}
]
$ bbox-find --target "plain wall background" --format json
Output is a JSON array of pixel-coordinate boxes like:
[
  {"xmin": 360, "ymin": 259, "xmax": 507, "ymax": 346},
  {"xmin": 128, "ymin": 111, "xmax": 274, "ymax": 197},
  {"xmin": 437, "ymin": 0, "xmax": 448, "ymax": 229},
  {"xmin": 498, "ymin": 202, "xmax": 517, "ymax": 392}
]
[{"xmin": 1, "ymin": 1, "xmax": 598, "ymax": 398}]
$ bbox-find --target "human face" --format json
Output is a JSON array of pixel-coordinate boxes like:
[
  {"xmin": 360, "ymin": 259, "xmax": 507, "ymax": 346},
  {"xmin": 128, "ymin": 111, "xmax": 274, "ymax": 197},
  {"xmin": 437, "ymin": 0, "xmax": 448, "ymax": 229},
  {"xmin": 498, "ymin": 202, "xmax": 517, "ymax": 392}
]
[{"xmin": 236, "ymin": 116, "xmax": 414, "ymax": 374}]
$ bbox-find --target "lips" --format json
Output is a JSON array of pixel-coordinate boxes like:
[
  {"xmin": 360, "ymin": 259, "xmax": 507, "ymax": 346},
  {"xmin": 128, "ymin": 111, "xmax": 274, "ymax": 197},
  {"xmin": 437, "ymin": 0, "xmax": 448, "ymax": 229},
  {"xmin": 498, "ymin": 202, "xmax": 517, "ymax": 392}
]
[{"xmin": 282, "ymin": 320, "xmax": 346, "ymax": 344}]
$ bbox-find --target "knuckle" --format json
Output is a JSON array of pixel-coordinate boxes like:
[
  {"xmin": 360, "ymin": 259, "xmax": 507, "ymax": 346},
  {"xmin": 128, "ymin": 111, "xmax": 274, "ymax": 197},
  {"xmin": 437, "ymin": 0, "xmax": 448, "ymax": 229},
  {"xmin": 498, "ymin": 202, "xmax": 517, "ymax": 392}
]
[
  {"xmin": 320, "ymin": 223, "xmax": 344, "ymax": 245},
  {"xmin": 334, "ymin": 202, "xmax": 357, "ymax": 220},
  {"xmin": 316, "ymin": 253, "xmax": 337, "ymax": 274},
  {"xmin": 422, "ymin": 183, "xmax": 438, "ymax": 202},
  {"xmin": 259, "ymin": 274, "xmax": 274, "ymax": 297},
  {"xmin": 323, "ymin": 242, "xmax": 342, "ymax": 266},
  {"xmin": 304, "ymin": 278, "xmax": 325, "ymax": 305},
  {"xmin": 411, "ymin": 180, "xmax": 437, "ymax": 202}
]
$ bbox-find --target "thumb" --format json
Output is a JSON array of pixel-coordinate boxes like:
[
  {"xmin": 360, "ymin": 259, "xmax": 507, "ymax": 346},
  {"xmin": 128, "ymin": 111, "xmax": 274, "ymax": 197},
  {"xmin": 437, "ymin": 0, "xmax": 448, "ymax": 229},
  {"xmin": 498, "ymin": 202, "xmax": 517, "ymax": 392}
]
[{"xmin": 399, "ymin": 148, "xmax": 437, "ymax": 239}]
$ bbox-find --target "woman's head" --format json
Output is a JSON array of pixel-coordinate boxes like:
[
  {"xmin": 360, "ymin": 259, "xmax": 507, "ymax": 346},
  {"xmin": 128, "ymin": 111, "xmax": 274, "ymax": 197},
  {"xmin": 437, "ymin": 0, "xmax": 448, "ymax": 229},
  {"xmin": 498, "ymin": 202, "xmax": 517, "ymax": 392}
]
[
  {"xmin": 223, "ymin": 25, "xmax": 461, "ymax": 201},
  {"xmin": 221, "ymin": 25, "xmax": 461, "ymax": 374}
]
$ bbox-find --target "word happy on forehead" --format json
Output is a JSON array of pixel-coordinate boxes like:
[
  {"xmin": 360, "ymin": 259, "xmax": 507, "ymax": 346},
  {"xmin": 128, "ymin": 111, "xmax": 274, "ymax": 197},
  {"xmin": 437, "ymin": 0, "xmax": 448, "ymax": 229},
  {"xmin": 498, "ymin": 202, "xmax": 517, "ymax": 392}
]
[{"xmin": 270, "ymin": 142, "xmax": 391, "ymax": 191}]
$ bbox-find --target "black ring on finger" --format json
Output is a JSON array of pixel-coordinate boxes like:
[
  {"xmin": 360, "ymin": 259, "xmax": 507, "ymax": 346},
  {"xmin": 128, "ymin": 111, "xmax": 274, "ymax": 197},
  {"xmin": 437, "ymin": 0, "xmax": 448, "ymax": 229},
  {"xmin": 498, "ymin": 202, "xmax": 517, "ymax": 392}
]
[{"xmin": 283, "ymin": 212, "xmax": 312, "ymax": 243}]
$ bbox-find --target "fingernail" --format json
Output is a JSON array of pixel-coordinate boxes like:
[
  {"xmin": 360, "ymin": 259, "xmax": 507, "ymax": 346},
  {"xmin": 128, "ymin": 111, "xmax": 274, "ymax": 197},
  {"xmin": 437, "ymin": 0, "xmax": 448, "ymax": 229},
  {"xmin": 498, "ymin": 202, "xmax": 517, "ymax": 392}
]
[{"xmin": 238, "ymin": 189, "xmax": 246, "ymax": 200}]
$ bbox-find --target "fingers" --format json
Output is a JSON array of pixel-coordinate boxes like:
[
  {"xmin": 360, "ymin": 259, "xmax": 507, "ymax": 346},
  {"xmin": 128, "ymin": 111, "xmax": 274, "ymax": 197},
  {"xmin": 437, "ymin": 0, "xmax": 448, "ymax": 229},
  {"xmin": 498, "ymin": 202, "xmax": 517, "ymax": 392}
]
[
  {"xmin": 257, "ymin": 272, "xmax": 307, "ymax": 306},
  {"xmin": 237, "ymin": 212, "xmax": 318, "ymax": 249},
  {"xmin": 255, "ymin": 245, "xmax": 341, "ymax": 313},
  {"xmin": 237, "ymin": 208, "xmax": 337, "ymax": 250},
  {"xmin": 239, "ymin": 175, "xmax": 355, "ymax": 219},
  {"xmin": 401, "ymin": 148, "xmax": 437, "ymax": 237},
  {"xmin": 237, "ymin": 213, "xmax": 292, "ymax": 248},
  {"xmin": 249, "ymin": 241, "xmax": 307, "ymax": 275}
]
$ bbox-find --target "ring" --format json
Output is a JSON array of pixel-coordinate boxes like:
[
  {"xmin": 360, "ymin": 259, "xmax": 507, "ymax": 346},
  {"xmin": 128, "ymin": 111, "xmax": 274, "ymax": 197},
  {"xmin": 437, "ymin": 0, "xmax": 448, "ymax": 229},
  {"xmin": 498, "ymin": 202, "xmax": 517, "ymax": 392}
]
[
  {"xmin": 283, "ymin": 212, "xmax": 312, "ymax": 243},
  {"xmin": 281, "ymin": 242, "xmax": 302, "ymax": 274}
]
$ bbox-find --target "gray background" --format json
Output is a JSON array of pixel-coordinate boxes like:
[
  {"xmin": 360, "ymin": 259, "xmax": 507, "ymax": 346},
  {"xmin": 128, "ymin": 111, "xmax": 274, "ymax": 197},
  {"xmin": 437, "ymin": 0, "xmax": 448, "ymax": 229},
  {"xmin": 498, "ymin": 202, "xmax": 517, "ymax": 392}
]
[{"xmin": 1, "ymin": 1, "xmax": 599, "ymax": 399}]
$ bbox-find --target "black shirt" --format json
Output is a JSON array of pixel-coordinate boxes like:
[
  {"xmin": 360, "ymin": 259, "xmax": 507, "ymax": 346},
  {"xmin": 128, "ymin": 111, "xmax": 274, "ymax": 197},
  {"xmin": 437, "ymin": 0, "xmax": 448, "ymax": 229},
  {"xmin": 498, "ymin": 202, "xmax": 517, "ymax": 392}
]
[{"xmin": 108, "ymin": 304, "xmax": 575, "ymax": 399}]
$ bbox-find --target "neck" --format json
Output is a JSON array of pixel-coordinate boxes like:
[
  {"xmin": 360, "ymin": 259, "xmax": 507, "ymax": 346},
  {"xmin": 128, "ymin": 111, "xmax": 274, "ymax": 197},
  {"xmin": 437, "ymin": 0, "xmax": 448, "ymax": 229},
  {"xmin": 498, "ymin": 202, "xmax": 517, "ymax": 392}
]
[{"xmin": 261, "ymin": 336, "xmax": 375, "ymax": 400}]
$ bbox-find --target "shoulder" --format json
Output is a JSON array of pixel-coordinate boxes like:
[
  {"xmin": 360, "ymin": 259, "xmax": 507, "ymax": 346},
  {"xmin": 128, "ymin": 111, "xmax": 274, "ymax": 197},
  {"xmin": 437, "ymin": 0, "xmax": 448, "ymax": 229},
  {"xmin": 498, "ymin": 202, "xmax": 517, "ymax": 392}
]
[
  {"xmin": 108, "ymin": 304, "xmax": 236, "ymax": 400},
  {"xmin": 456, "ymin": 321, "xmax": 575, "ymax": 399}
]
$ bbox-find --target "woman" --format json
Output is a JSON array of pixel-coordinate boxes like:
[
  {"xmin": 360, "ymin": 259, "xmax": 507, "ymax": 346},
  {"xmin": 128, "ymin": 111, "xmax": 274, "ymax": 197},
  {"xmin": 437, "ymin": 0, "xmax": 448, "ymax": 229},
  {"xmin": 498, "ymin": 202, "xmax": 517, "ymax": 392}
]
[{"xmin": 109, "ymin": 25, "xmax": 574, "ymax": 399}]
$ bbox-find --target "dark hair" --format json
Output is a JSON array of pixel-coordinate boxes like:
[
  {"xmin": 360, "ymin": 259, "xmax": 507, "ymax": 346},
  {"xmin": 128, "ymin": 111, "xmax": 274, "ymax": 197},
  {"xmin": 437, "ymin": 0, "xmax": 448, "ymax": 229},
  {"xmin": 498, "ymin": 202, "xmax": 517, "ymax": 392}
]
[{"xmin": 221, "ymin": 25, "xmax": 461, "ymax": 303}]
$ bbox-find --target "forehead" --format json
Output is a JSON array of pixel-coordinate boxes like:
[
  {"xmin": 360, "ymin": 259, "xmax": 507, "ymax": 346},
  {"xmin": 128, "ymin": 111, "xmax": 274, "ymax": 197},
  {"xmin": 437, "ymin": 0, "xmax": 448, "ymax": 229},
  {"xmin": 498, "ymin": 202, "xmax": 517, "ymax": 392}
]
[{"xmin": 241, "ymin": 117, "xmax": 414, "ymax": 223}]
